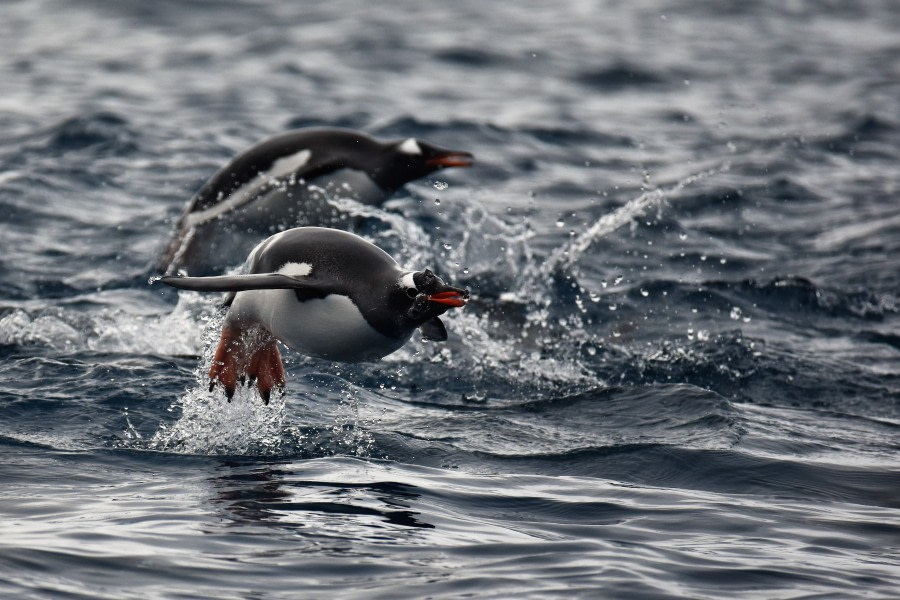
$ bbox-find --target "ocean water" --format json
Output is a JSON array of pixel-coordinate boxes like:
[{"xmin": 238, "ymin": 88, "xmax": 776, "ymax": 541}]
[{"xmin": 1, "ymin": 0, "xmax": 899, "ymax": 598}]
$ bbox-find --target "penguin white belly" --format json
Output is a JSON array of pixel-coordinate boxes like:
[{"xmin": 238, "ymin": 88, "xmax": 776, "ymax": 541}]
[
  {"xmin": 229, "ymin": 289, "xmax": 407, "ymax": 362},
  {"xmin": 247, "ymin": 168, "xmax": 387, "ymax": 225}
]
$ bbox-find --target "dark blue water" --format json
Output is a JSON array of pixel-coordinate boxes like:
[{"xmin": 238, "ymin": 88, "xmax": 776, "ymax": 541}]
[{"xmin": 2, "ymin": 1, "xmax": 899, "ymax": 598}]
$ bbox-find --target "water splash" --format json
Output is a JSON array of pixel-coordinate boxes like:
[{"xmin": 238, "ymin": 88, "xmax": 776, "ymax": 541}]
[
  {"xmin": 148, "ymin": 307, "xmax": 289, "ymax": 455},
  {"xmin": 542, "ymin": 161, "xmax": 731, "ymax": 276},
  {"xmin": 324, "ymin": 195, "xmax": 435, "ymax": 266},
  {"xmin": 142, "ymin": 161, "xmax": 737, "ymax": 452},
  {"xmin": 0, "ymin": 291, "xmax": 212, "ymax": 356}
]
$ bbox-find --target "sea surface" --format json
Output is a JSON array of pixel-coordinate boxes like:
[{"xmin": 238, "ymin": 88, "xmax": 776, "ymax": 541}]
[{"xmin": 1, "ymin": 1, "xmax": 899, "ymax": 598}]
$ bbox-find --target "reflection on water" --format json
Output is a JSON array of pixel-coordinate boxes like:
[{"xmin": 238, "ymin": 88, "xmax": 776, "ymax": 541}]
[{"xmin": 209, "ymin": 461, "xmax": 435, "ymax": 535}]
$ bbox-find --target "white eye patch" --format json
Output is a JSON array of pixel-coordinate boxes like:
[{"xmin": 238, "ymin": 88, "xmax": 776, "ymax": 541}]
[
  {"xmin": 398, "ymin": 138, "xmax": 422, "ymax": 155},
  {"xmin": 399, "ymin": 272, "xmax": 417, "ymax": 290}
]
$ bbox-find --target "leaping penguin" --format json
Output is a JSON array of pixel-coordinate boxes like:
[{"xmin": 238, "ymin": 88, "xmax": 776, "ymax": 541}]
[
  {"xmin": 158, "ymin": 227, "xmax": 469, "ymax": 403},
  {"xmin": 157, "ymin": 128, "xmax": 473, "ymax": 276}
]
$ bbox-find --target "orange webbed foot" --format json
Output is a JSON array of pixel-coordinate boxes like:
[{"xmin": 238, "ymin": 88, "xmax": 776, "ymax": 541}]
[
  {"xmin": 247, "ymin": 339, "xmax": 285, "ymax": 405},
  {"xmin": 209, "ymin": 324, "xmax": 285, "ymax": 404},
  {"xmin": 209, "ymin": 325, "xmax": 242, "ymax": 400}
]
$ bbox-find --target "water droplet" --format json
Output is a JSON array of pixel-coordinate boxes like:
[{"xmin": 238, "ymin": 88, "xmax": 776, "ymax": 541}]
[
  {"xmin": 613, "ymin": 276, "xmax": 624, "ymax": 285},
  {"xmin": 640, "ymin": 288, "xmax": 649, "ymax": 297},
  {"xmin": 442, "ymin": 243, "xmax": 453, "ymax": 251},
  {"xmin": 601, "ymin": 280, "xmax": 608, "ymax": 289},
  {"xmin": 608, "ymin": 304, "xmax": 617, "ymax": 311},
  {"xmin": 679, "ymin": 232, "xmax": 687, "ymax": 241},
  {"xmin": 462, "ymin": 267, "xmax": 470, "ymax": 275},
  {"xmin": 730, "ymin": 306, "xmax": 742, "ymax": 320},
  {"xmin": 433, "ymin": 198, "xmax": 441, "ymax": 205},
  {"xmin": 555, "ymin": 220, "xmax": 565, "ymax": 228},
  {"xmin": 433, "ymin": 181, "xmax": 449, "ymax": 190}
]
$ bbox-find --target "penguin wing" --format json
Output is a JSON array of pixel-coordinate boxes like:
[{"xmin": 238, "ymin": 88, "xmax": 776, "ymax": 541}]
[
  {"xmin": 186, "ymin": 154, "xmax": 347, "ymax": 217},
  {"xmin": 158, "ymin": 273, "xmax": 341, "ymax": 295},
  {"xmin": 419, "ymin": 317, "xmax": 448, "ymax": 342}
]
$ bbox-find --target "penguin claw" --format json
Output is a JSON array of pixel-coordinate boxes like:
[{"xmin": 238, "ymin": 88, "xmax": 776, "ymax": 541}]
[{"xmin": 209, "ymin": 323, "xmax": 285, "ymax": 405}]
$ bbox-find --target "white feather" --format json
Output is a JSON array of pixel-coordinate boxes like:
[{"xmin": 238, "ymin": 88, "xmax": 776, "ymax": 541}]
[
  {"xmin": 398, "ymin": 138, "xmax": 421, "ymax": 155},
  {"xmin": 229, "ymin": 289, "xmax": 405, "ymax": 362}
]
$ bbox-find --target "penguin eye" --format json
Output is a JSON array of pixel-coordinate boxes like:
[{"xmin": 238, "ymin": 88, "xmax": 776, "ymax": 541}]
[{"xmin": 406, "ymin": 287, "xmax": 419, "ymax": 299}]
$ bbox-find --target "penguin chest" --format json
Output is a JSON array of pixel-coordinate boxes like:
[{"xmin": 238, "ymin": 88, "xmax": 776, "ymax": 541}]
[{"xmin": 229, "ymin": 289, "xmax": 408, "ymax": 362}]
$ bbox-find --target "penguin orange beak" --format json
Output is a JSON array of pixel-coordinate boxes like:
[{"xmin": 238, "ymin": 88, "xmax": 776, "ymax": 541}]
[
  {"xmin": 426, "ymin": 151, "xmax": 474, "ymax": 169},
  {"xmin": 427, "ymin": 290, "xmax": 469, "ymax": 307}
]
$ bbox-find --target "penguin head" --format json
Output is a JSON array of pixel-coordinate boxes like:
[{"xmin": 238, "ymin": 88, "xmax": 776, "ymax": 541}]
[
  {"xmin": 389, "ymin": 269, "xmax": 469, "ymax": 340},
  {"xmin": 371, "ymin": 137, "xmax": 473, "ymax": 191}
]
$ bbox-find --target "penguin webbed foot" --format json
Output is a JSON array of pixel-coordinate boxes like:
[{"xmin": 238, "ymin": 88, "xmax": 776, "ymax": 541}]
[{"xmin": 208, "ymin": 325, "xmax": 285, "ymax": 405}]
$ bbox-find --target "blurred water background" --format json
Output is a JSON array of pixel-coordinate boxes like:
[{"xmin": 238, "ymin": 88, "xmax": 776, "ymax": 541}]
[{"xmin": 1, "ymin": 1, "xmax": 898, "ymax": 598}]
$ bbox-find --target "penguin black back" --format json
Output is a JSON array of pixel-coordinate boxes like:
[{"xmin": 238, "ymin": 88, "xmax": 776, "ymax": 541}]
[{"xmin": 157, "ymin": 128, "xmax": 472, "ymax": 276}]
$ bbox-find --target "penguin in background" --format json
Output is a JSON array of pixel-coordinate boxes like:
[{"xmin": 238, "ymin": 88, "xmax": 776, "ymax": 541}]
[{"xmin": 157, "ymin": 128, "xmax": 473, "ymax": 276}]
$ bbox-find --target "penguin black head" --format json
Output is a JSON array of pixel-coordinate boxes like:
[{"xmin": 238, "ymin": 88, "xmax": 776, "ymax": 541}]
[
  {"xmin": 371, "ymin": 137, "xmax": 473, "ymax": 191},
  {"xmin": 389, "ymin": 268, "xmax": 469, "ymax": 341}
]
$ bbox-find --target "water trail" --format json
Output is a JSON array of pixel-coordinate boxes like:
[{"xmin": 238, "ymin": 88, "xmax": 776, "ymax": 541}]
[
  {"xmin": 324, "ymin": 194, "xmax": 434, "ymax": 265},
  {"xmin": 454, "ymin": 200, "xmax": 536, "ymax": 286},
  {"xmin": 328, "ymin": 380, "xmax": 377, "ymax": 457},
  {"xmin": 0, "ymin": 290, "xmax": 211, "ymax": 356},
  {"xmin": 541, "ymin": 161, "xmax": 731, "ymax": 276}
]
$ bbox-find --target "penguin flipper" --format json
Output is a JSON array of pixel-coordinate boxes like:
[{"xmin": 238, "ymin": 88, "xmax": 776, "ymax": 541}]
[
  {"xmin": 419, "ymin": 317, "xmax": 448, "ymax": 342},
  {"xmin": 158, "ymin": 273, "xmax": 340, "ymax": 295}
]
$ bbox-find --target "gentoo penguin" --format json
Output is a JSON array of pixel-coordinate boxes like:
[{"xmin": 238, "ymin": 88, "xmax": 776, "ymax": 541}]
[
  {"xmin": 157, "ymin": 128, "xmax": 473, "ymax": 276},
  {"xmin": 158, "ymin": 227, "xmax": 469, "ymax": 403}
]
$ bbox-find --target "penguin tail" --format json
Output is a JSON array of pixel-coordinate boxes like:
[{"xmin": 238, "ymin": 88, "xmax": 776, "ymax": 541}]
[{"xmin": 209, "ymin": 324, "xmax": 285, "ymax": 404}]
